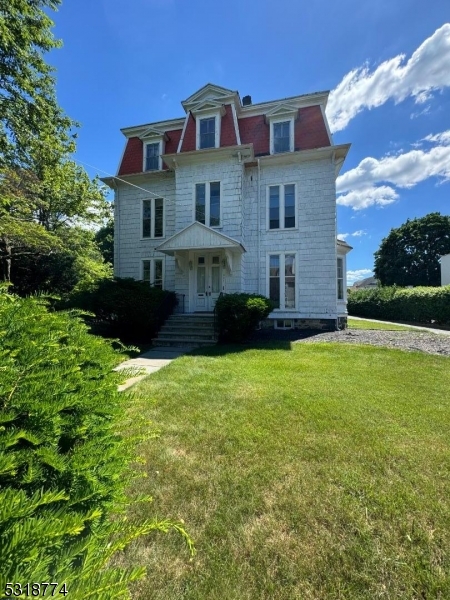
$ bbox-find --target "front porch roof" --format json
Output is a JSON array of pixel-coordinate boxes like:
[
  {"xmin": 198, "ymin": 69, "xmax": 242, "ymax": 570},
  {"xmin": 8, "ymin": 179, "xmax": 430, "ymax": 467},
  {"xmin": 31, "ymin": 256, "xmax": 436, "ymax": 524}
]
[{"xmin": 155, "ymin": 222, "xmax": 246, "ymax": 255}]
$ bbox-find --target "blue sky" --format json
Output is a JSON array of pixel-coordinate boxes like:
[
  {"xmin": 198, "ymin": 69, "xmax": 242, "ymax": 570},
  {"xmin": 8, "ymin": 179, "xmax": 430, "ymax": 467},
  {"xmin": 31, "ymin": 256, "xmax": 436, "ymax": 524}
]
[{"xmin": 48, "ymin": 0, "xmax": 450, "ymax": 285}]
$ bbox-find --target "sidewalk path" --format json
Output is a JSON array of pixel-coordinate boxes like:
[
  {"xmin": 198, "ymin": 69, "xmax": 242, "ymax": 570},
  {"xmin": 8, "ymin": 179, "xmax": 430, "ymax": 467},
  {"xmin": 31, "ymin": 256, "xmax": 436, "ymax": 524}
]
[
  {"xmin": 349, "ymin": 316, "xmax": 450, "ymax": 336},
  {"xmin": 115, "ymin": 346, "xmax": 194, "ymax": 391}
]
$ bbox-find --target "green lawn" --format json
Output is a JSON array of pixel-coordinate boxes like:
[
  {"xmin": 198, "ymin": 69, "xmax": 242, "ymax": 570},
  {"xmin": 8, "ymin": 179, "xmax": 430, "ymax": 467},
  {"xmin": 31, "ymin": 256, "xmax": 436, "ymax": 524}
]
[
  {"xmin": 348, "ymin": 317, "xmax": 414, "ymax": 331},
  {"xmin": 122, "ymin": 343, "xmax": 450, "ymax": 600}
]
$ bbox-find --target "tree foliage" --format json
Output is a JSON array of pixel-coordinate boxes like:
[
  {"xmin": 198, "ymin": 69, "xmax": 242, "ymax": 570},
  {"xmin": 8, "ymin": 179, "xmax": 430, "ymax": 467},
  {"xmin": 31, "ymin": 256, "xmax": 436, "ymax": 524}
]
[
  {"xmin": 0, "ymin": 288, "xmax": 194, "ymax": 596},
  {"xmin": 95, "ymin": 219, "xmax": 114, "ymax": 266},
  {"xmin": 0, "ymin": 1, "xmax": 112, "ymax": 291},
  {"xmin": 374, "ymin": 213, "xmax": 450, "ymax": 287},
  {"xmin": 0, "ymin": 0, "xmax": 74, "ymax": 169}
]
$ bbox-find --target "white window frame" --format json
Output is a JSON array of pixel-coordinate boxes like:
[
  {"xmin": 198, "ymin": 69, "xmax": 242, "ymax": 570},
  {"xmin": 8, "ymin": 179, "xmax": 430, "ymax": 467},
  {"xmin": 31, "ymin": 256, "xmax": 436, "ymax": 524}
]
[
  {"xmin": 266, "ymin": 252, "xmax": 297, "ymax": 311},
  {"xmin": 196, "ymin": 112, "xmax": 221, "ymax": 150},
  {"xmin": 142, "ymin": 139, "xmax": 163, "ymax": 172},
  {"xmin": 270, "ymin": 117, "xmax": 294, "ymax": 155},
  {"xmin": 274, "ymin": 319, "xmax": 294, "ymax": 330},
  {"xmin": 337, "ymin": 256, "xmax": 346, "ymax": 301},
  {"xmin": 141, "ymin": 258, "xmax": 165, "ymax": 288},
  {"xmin": 193, "ymin": 181, "xmax": 222, "ymax": 228},
  {"xmin": 141, "ymin": 197, "xmax": 165, "ymax": 240},
  {"xmin": 266, "ymin": 183, "xmax": 297, "ymax": 230}
]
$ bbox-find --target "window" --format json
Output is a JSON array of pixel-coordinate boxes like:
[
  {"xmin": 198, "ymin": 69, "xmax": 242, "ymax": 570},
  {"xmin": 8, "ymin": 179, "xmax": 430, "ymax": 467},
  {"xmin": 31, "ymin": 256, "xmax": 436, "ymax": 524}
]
[
  {"xmin": 199, "ymin": 117, "xmax": 216, "ymax": 149},
  {"xmin": 275, "ymin": 319, "xmax": 293, "ymax": 330},
  {"xmin": 144, "ymin": 142, "xmax": 160, "ymax": 171},
  {"xmin": 268, "ymin": 253, "xmax": 296, "ymax": 310},
  {"xmin": 142, "ymin": 198, "xmax": 164, "ymax": 238},
  {"xmin": 142, "ymin": 258, "xmax": 164, "ymax": 288},
  {"xmin": 268, "ymin": 184, "xmax": 296, "ymax": 229},
  {"xmin": 195, "ymin": 182, "xmax": 221, "ymax": 226},
  {"xmin": 337, "ymin": 257, "xmax": 344, "ymax": 300},
  {"xmin": 273, "ymin": 121, "xmax": 290, "ymax": 153}
]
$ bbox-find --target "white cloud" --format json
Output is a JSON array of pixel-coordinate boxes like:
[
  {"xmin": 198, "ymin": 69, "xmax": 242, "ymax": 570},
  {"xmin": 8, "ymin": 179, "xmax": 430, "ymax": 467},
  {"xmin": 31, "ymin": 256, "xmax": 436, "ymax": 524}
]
[
  {"xmin": 347, "ymin": 269, "xmax": 373, "ymax": 286},
  {"xmin": 338, "ymin": 230, "xmax": 367, "ymax": 240},
  {"xmin": 327, "ymin": 23, "xmax": 450, "ymax": 132},
  {"xmin": 337, "ymin": 130, "xmax": 450, "ymax": 209}
]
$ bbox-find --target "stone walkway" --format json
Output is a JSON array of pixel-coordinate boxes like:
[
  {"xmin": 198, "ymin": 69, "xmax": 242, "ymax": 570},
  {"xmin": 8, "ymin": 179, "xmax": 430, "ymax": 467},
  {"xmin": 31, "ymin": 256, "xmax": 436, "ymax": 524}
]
[{"xmin": 115, "ymin": 346, "xmax": 194, "ymax": 391}]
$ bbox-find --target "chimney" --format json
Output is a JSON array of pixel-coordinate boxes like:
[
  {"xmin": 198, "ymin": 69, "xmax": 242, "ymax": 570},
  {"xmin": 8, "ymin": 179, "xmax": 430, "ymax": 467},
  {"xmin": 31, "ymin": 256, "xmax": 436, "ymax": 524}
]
[{"xmin": 242, "ymin": 95, "xmax": 252, "ymax": 106}]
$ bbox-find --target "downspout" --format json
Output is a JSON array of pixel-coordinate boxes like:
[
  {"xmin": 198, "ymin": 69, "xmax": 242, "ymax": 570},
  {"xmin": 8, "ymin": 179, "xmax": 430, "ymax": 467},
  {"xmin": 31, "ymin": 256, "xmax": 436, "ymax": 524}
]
[
  {"xmin": 257, "ymin": 158, "xmax": 261, "ymax": 295},
  {"xmin": 115, "ymin": 182, "xmax": 120, "ymax": 277}
]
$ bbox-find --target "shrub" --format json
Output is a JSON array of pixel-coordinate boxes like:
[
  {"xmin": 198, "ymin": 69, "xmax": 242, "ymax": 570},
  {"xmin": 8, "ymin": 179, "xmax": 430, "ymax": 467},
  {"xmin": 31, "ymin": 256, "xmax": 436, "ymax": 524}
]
[
  {"xmin": 0, "ymin": 288, "xmax": 192, "ymax": 597},
  {"xmin": 64, "ymin": 277, "xmax": 177, "ymax": 342},
  {"xmin": 215, "ymin": 293, "xmax": 274, "ymax": 342},
  {"xmin": 348, "ymin": 285, "xmax": 450, "ymax": 324}
]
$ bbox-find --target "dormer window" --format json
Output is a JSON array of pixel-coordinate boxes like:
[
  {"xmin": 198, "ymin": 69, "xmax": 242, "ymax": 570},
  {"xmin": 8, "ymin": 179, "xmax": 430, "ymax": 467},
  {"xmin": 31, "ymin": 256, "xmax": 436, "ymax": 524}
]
[
  {"xmin": 273, "ymin": 121, "xmax": 291, "ymax": 153},
  {"xmin": 270, "ymin": 118, "xmax": 294, "ymax": 154},
  {"xmin": 199, "ymin": 117, "xmax": 216, "ymax": 149},
  {"xmin": 196, "ymin": 113, "xmax": 220, "ymax": 150},
  {"xmin": 145, "ymin": 142, "xmax": 160, "ymax": 171},
  {"xmin": 140, "ymin": 129, "xmax": 166, "ymax": 172},
  {"xmin": 266, "ymin": 105, "xmax": 297, "ymax": 155}
]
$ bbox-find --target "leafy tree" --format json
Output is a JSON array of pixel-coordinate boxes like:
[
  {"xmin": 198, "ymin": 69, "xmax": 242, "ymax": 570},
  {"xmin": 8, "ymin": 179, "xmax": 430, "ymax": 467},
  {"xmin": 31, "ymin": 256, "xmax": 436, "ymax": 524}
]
[
  {"xmin": 0, "ymin": 1, "xmax": 111, "ymax": 291},
  {"xmin": 374, "ymin": 213, "xmax": 450, "ymax": 286},
  {"xmin": 0, "ymin": 0, "xmax": 74, "ymax": 169},
  {"xmin": 95, "ymin": 219, "xmax": 114, "ymax": 266}
]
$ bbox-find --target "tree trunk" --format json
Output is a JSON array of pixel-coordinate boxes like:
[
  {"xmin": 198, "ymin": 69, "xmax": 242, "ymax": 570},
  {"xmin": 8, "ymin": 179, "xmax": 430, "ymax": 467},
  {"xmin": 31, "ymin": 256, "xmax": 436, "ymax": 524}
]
[{"xmin": 1, "ymin": 236, "xmax": 12, "ymax": 281}]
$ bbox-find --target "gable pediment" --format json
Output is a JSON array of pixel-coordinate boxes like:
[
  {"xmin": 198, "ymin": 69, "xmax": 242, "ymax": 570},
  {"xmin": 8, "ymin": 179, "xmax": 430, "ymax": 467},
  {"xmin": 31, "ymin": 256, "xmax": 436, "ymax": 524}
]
[
  {"xmin": 139, "ymin": 127, "xmax": 168, "ymax": 141},
  {"xmin": 156, "ymin": 222, "xmax": 245, "ymax": 255},
  {"xmin": 182, "ymin": 83, "xmax": 238, "ymax": 112},
  {"xmin": 265, "ymin": 103, "xmax": 299, "ymax": 120}
]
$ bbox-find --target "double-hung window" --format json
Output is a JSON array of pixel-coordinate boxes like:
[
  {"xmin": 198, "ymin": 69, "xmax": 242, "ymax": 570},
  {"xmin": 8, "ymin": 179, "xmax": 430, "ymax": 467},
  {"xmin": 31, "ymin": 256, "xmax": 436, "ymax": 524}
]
[
  {"xmin": 337, "ymin": 258, "xmax": 344, "ymax": 300},
  {"xmin": 268, "ymin": 184, "xmax": 296, "ymax": 229},
  {"xmin": 199, "ymin": 117, "xmax": 216, "ymax": 149},
  {"xmin": 144, "ymin": 142, "xmax": 160, "ymax": 171},
  {"xmin": 142, "ymin": 258, "xmax": 163, "ymax": 289},
  {"xmin": 268, "ymin": 253, "xmax": 296, "ymax": 310},
  {"xmin": 195, "ymin": 182, "xmax": 220, "ymax": 226},
  {"xmin": 273, "ymin": 121, "xmax": 291, "ymax": 153},
  {"xmin": 142, "ymin": 198, "xmax": 164, "ymax": 238}
]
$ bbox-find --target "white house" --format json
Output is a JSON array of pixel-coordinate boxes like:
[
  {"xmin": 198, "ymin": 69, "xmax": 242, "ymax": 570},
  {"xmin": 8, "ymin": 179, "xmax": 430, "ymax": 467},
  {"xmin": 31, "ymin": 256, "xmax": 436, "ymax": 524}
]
[
  {"xmin": 441, "ymin": 254, "xmax": 450, "ymax": 286},
  {"xmin": 102, "ymin": 83, "xmax": 351, "ymax": 332}
]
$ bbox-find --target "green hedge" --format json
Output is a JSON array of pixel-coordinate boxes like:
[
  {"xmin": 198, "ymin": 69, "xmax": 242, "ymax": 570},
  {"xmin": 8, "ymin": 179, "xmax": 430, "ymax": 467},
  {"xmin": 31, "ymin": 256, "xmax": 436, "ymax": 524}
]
[
  {"xmin": 215, "ymin": 293, "xmax": 274, "ymax": 342},
  {"xmin": 0, "ymin": 289, "xmax": 192, "ymax": 597},
  {"xmin": 63, "ymin": 277, "xmax": 177, "ymax": 342},
  {"xmin": 348, "ymin": 285, "xmax": 450, "ymax": 324}
]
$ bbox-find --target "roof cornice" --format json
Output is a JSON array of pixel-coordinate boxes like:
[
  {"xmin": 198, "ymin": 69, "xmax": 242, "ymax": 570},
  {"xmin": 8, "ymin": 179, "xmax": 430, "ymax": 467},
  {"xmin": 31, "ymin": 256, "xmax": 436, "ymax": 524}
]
[
  {"xmin": 253, "ymin": 144, "xmax": 350, "ymax": 168},
  {"xmin": 121, "ymin": 117, "xmax": 185, "ymax": 138},
  {"xmin": 162, "ymin": 144, "xmax": 254, "ymax": 168},
  {"xmin": 237, "ymin": 91, "xmax": 330, "ymax": 117}
]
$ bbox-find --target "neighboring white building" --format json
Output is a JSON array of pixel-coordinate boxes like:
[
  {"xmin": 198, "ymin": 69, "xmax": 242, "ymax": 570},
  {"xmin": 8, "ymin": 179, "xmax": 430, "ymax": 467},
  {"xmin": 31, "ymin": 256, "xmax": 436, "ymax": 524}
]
[
  {"xmin": 441, "ymin": 254, "xmax": 450, "ymax": 286},
  {"xmin": 102, "ymin": 83, "xmax": 352, "ymax": 330}
]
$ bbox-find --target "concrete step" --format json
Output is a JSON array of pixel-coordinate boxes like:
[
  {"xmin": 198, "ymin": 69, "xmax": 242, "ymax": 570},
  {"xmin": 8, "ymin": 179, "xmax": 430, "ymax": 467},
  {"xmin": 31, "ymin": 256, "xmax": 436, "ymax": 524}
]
[
  {"xmin": 160, "ymin": 325, "xmax": 215, "ymax": 334},
  {"xmin": 156, "ymin": 331, "xmax": 215, "ymax": 341},
  {"xmin": 155, "ymin": 337, "xmax": 216, "ymax": 348}
]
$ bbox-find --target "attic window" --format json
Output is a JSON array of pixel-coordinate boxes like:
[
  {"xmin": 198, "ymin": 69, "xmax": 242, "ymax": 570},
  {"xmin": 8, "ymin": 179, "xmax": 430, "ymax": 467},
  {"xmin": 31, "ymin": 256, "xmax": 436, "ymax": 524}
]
[
  {"xmin": 145, "ymin": 142, "xmax": 160, "ymax": 171},
  {"xmin": 273, "ymin": 121, "xmax": 290, "ymax": 153},
  {"xmin": 199, "ymin": 117, "xmax": 216, "ymax": 149}
]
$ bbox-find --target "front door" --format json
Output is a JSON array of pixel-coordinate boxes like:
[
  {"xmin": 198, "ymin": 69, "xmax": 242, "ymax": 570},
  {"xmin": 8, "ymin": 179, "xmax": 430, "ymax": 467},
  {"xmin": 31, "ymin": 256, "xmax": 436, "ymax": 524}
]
[{"xmin": 195, "ymin": 253, "xmax": 222, "ymax": 311}]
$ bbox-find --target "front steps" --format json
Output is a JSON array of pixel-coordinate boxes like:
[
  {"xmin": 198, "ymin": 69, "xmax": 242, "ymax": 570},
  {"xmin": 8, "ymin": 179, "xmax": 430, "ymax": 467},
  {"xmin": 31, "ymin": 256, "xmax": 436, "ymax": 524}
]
[{"xmin": 153, "ymin": 314, "xmax": 216, "ymax": 348}]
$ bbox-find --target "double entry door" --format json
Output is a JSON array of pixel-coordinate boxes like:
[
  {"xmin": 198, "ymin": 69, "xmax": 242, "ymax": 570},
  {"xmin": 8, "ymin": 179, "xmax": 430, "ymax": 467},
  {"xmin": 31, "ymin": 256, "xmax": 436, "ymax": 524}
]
[{"xmin": 194, "ymin": 253, "xmax": 222, "ymax": 311}]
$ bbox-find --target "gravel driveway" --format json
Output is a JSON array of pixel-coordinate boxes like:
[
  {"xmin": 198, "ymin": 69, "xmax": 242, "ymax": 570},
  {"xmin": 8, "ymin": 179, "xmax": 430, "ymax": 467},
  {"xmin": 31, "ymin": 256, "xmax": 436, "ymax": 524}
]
[{"xmin": 297, "ymin": 329, "xmax": 450, "ymax": 357}]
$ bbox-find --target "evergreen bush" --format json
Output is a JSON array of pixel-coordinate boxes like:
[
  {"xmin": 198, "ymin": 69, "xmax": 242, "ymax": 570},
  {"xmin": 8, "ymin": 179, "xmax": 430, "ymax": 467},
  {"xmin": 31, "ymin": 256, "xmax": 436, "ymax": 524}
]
[
  {"xmin": 64, "ymin": 277, "xmax": 177, "ymax": 342},
  {"xmin": 0, "ymin": 288, "xmax": 193, "ymax": 597},
  {"xmin": 348, "ymin": 285, "xmax": 450, "ymax": 324},
  {"xmin": 215, "ymin": 293, "xmax": 274, "ymax": 342}
]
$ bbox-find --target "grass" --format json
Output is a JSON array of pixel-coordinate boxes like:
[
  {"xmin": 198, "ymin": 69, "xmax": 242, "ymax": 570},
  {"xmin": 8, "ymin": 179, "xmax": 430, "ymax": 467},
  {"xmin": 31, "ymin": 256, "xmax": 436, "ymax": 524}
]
[
  {"xmin": 122, "ymin": 342, "xmax": 450, "ymax": 600},
  {"xmin": 348, "ymin": 317, "xmax": 414, "ymax": 331}
]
